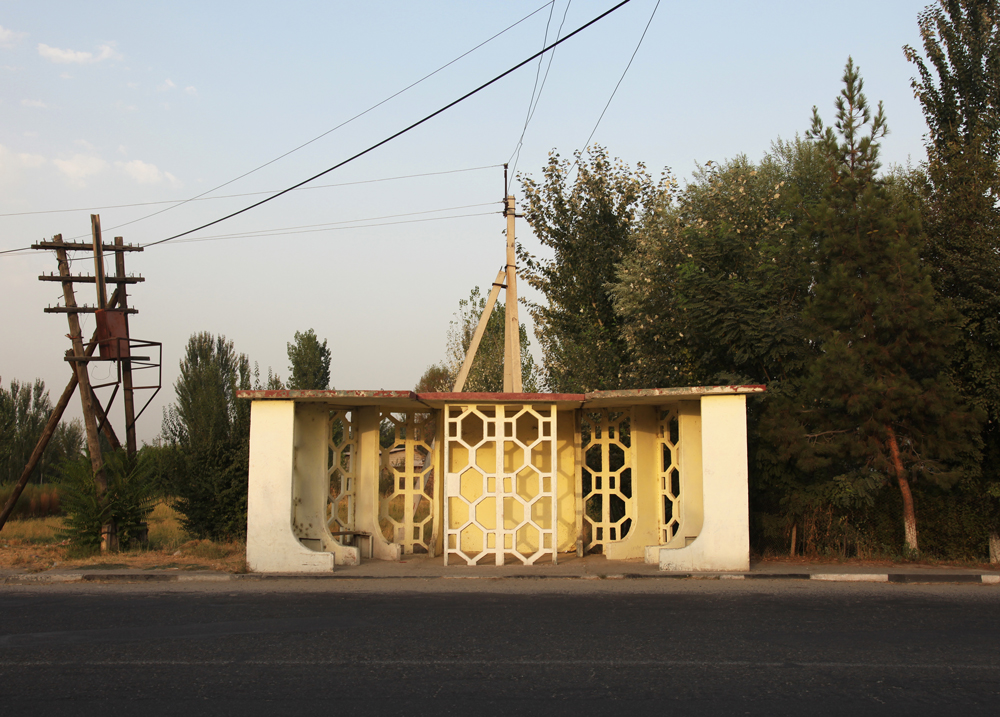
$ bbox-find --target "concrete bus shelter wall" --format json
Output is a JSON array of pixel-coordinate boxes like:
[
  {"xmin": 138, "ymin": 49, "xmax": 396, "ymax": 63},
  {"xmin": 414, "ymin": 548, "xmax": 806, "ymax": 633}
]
[{"xmin": 242, "ymin": 387, "xmax": 760, "ymax": 573}]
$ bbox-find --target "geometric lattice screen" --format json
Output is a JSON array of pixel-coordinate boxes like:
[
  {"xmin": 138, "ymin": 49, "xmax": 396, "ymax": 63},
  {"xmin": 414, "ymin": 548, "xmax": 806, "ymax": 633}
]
[
  {"xmin": 378, "ymin": 410, "xmax": 438, "ymax": 555},
  {"xmin": 657, "ymin": 407, "xmax": 682, "ymax": 544},
  {"xmin": 326, "ymin": 409, "xmax": 357, "ymax": 540},
  {"xmin": 581, "ymin": 409, "xmax": 633, "ymax": 552},
  {"xmin": 443, "ymin": 404, "xmax": 557, "ymax": 566}
]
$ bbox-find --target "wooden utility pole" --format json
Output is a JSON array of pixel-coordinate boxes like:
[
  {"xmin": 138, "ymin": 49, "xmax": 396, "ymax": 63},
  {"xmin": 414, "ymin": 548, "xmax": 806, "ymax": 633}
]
[
  {"xmin": 115, "ymin": 236, "xmax": 138, "ymax": 457},
  {"xmin": 20, "ymin": 216, "xmax": 148, "ymax": 548},
  {"xmin": 53, "ymin": 233, "xmax": 115, "ymax": 551},
  {"xmin": 503, "ymin": 193, "xmax": 523, "ymax": 393}
]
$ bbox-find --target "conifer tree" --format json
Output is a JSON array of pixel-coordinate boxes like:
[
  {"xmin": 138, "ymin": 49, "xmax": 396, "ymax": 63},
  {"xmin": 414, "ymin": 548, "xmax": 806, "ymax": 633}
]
[{"xmin": 777, "ymin": 59, "xmax": 979, "ymax": 553}]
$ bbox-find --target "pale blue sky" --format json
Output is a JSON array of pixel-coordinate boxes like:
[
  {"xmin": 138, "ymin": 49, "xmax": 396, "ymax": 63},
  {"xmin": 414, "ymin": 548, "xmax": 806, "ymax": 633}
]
[{"xmin": 1, "ymin": 1, "xmax": 934, "ymax": 442}]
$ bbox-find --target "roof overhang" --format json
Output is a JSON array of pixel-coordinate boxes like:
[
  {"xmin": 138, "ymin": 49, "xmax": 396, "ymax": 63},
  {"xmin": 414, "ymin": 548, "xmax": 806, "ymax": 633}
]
[{"xmin": 237, "ymin": 385, "xmax": 766, "ymax": 410}]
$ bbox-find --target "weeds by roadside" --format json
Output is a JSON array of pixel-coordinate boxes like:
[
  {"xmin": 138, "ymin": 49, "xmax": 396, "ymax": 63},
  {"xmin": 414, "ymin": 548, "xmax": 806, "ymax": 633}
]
[{"xmin": 0, "ymin": 500, "xmax": 246, "ymax": 573}]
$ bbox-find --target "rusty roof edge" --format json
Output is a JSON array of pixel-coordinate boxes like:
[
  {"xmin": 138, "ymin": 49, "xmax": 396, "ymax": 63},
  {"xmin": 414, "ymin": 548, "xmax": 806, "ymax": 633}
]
[
  {"xmin": 236, "ymin": 389, "xmax": 417, "ymax": 400},
  {"xmin": 416, "ymin": 392, "xmax": 587, "ymax": 402},
  {"xmin": 584, "ymin": 385, "xmax": 767, "ymax": 400},
  {"xmin": 237, "ymin": 386, "xmax": 767, "ymax": 403}
]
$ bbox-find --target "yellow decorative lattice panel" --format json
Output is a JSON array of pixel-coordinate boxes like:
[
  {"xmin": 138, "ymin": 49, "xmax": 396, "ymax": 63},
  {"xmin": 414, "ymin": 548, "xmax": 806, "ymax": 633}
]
[
  {"xmin": 658, "ymin": 406, "xmax": 682, "ymax": 544},
  {"xmin": 378, "ymin": 411, "xmax": 438, "ymax": 555},
  {"xmin": 582, "ymin": 409, "xmax": 633, "ymax": 551},
  {"xmin": 326, "ymin": 409, "xmax": 357, "ymax": 538},
  {"xmin": 443, "ymin": 404, "xmax": 557, "ymax": 565}
]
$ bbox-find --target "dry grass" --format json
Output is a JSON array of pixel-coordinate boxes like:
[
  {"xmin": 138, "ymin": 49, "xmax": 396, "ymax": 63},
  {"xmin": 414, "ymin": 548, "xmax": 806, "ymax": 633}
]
[{"xmin": 0, "ymin": 501, "xmax": 246, "ymax": 573}]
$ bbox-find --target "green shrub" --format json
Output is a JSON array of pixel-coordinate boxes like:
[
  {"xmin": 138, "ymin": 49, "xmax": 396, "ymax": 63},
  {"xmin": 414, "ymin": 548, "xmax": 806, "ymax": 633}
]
[{"xmin": 58, "ymin": 450, "xmax": 157, "ymax": 549}]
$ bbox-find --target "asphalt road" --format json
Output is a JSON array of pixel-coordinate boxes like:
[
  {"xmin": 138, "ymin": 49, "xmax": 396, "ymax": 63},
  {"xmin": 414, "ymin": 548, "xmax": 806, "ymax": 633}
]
[{"xmin": 0, "ymin": 580, "xmax": 997, "ymax": 716}]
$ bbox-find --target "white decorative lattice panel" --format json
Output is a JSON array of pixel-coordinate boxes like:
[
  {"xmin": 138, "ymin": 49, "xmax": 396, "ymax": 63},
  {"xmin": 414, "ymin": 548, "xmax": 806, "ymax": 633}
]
[
  {"xmin": 657, "ymin": 407, "xmax": 682, "ymax": 543},
  {"xmin": 327, "ymin": 409, "xmax": 357, "ymax": 537},
  {"xmin": 581, "ymin": 409, "xmax": 633, "ymax": 551},
  {"xmin": 378, "ymin": 411, "xmax": 438, "ymax": 555},
  {"xmin": 444, "ymin": 404, "xmax": 557, "ymax": 565}
]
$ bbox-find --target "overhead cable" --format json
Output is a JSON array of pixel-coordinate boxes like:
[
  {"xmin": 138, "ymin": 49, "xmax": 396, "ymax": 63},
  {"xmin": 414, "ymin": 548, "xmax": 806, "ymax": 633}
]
[
  {"xmin": 144, "ymin": 0, "xmax": 634, "ymax": 248},
  {"xmin": 574, "ymin": 0, "xmax": 660, "ymax": 168},
  {"xmin": 76, "ymin": 2, "xmax": 555, "ymax": 240},
  {"xmin": 0, "ymin": 165, "xmax": 501, "ymax": 218},
  {"xmin": 509, "ymin": 0, "xmax": 573, "ymax": 179},
  {"xmin": 170, "ymin": 201, "xmax": 498, "ymax": 242},
  {"xmin": 167, "ymin": 212, "xmax": 498, "ymax": 246}
]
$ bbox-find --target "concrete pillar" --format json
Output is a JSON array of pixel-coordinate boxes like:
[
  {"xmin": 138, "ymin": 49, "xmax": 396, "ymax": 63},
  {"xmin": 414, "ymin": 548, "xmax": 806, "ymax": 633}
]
[
  {"xmin": 354, "ymin": 406, "xmax": 402, "ymax": 561},
  {"xmin": 606, "ymin": 405, "xmax": 659, "ymax": 560},
  {"xmin": 657, "ymin": 394, "xmax": 749, "ymax": 572},
  {"xmin": 294, "ymin": 403, "xmax": 359, "ymax": 566},
  {"xmin": 246, "ymin": 400, "xmax": 335, "ymax": 573}
]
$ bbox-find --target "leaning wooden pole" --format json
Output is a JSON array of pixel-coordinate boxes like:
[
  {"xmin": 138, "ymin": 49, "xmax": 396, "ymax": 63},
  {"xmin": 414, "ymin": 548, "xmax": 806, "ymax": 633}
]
[
  {"xmin": 0, "ymin": 289, "xmax": 117, "ymax": 534},
  {"xmin": 55, "ymin": 233, "xmax": 114, "ymax": 551},
  {"xmin": 0, "ymin": 371, "xmax": 78, "ymax": 531},
  {"xmin": 453, "ymin": 269, "xmax": 506, "ymax": 392}
]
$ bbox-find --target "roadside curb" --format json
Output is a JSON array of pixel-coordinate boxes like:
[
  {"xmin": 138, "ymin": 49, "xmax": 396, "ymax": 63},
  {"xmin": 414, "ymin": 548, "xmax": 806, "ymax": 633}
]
[{"xmin": 2, "ymin": 571, "xmax": 998, "ymax": 585}]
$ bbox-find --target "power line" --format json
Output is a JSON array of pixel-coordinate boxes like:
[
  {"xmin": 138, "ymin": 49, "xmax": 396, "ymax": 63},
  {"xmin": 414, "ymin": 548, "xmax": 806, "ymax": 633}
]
[
  {"xmin": 146, "ymin": 0, "xmax": 633, "ymax": 249},
  {"xmin": 72, "ymin": 2, "xmax": 555, "ymax": 240},
  {"xmin": 509, "ymin": 0, "xmax": 573, "ymax": 179},
  {"xmin": 575, "ymin": 0, "xmax": 660, "ymax": 167},
  {"xmin": 509, "ymin": 2, "xmax": 557, "ymax": 173},
  {"xmin": 0, "ymin": 165, "xmax": 501, "ymax": 218},
  {"xmin": 167, "ymin": 211, "xmax": 499, "ymax": 246},
  {"xmin": 1, "ymin": 206, "xmax": 500, "ymax": 257},
  {"xmin": 170, "ymin": 202, "xmax": 499, "ymax": 242}
]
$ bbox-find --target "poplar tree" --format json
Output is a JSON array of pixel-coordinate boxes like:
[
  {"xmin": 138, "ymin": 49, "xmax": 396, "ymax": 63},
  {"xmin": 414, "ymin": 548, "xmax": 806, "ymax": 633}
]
[
  {"xmin": 519, "ymin": 146, "xmax": 667, "ymax": 392},
  {"xmin": 286, "ymin": 329, "xmax": 332, "ymax": 390},
  {"xmin": 904, "ymin": 0, "xmax": 1000, "ymax": 559},
  {"xmin": 780, "ymin": 59, "xmax": 979, "ymax": 553}
]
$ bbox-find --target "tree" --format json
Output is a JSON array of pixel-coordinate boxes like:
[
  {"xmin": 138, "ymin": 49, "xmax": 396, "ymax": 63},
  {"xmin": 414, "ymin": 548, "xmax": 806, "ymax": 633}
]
[
  {"xmin": 286, "ymin": 329, "xmax": 331, "ymax": 390},
  {"xmin": 519, "ymin": 146, "xmax": 668, "ymax": 391},
  {"xmin": 414, "ymin": 364, "xmax": 453, "ymax": 393},
  {"xmin": 443, "ymin": 287, "xmax": 540, "ymax": 393},
  {"xmin": 612, "ymin": 140, "xmax": 824, "ymax": 389},
  {"xmin": 904, "ymin": 0, "xmax": 1000, "ymax": 560},
  {"xmin": 0, "ymin": 378, "xmax": 83, "ymax": 485},
  {"xmin": 162, "ymin": 333, "xmax": 251, "ymax": 539},
  {"xmin": 611, "ymin": 139, "xmax": 829, "ymax": 550},
  {"xmin": 766, "ymin": 59, "xmax": 980, "ymax": 553}
]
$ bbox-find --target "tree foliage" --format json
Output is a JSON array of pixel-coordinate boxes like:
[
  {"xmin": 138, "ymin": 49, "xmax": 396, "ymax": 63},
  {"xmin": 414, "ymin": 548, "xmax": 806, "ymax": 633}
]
[
  {"xmin": 162, "ymin": 332, "xmax": 251, "ymax": 540},
  {"xmin": 905, "ymin": 0, "xmax": 1000, "ymax": 537},
  {"xmin": 612, "ymin": 139, "xmax": 824, "ymax": 390},
  {"xmin": 0, "ymin": 377, "xmax": 83, "ymax": 485},
  {"xmin": 286, "ymin": 329, "xmax": 331, "ymax": 390},
  {"xmin": 58, "ymin": 448, "xmax": 156, "ymax": 549},
  {"xmin": 443, "ymin": 287, "xmax": 539, "ymax": 393},
  {"xmin": 762, "ymin": 59, "xmax": 981, "ymax": 552},
  {"xmin": 519, "ymin": 146, "xmax": 669, "ymax": 391}
]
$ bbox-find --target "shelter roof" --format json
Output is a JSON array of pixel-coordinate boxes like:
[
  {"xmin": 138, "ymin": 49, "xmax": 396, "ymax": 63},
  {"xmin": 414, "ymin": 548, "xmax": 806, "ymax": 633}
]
[{"xmin": 237, "ymin": 385, "xmax": 765, "ymax": 410}]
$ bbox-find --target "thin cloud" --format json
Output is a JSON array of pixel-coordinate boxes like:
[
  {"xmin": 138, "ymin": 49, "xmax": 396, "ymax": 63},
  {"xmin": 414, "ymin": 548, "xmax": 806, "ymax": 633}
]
[
  {"xmin": 21, "ymin": 99, "xmax": 47, "ymax": 108},
  {"xmin": 18, "ymin": 153, "xmax": 45, "ymax": 168},
  {"xmin": 158, "ymin": 78, "xmax": 176, "ymax": 91},
  {"xmin": 116, "ymin": 158, "xmax": 180, "ymax": 187},
  {"xmin": 185, "ymin": 86, "xmax": 197, "ymax": 96},
  {"xmin": 38, "ymin": 41, "xmax": 122, "ymax": 64},
  {"xmin": 54, "ymin": 154, "xmax": 107, "ymax": 183},
  {"xmin": 0, "ymin": 25, "xmax": 27, "ymax": 48}
]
